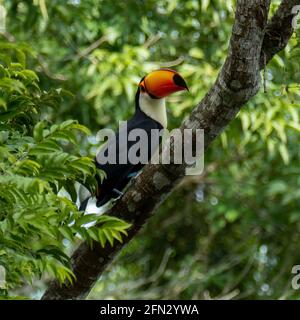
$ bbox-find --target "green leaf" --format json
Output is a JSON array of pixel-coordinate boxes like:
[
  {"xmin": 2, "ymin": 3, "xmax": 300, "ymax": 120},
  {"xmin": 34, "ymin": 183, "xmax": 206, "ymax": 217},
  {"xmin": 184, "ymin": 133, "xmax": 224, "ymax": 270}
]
[
  {"xmin": 0, "ymin": 98, "xmax": 7, "ymax": 111},
  {"xmin": 33, "ymin": 121, "xmax": 46, "ymax": 142},
  {"xmin": 59, "ymin": 226, "xmax": 75, "ymax": 242},
  {"xmin": 279, "ymin": 143, "xmax": 290, "ymax": 165},
  {"xmin": 76, "ymin": 214, "xmax": 99, "ymax": 226}
]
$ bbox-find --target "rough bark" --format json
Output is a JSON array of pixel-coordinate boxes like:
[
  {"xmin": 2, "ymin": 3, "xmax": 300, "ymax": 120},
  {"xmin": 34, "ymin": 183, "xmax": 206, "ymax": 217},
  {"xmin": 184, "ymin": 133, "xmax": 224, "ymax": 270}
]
[
  {"xmin": 42, "ymin": 0, "xmax": 299, "ymax": 300},
  {"xmin": 261, "ymin": 0, "xmax": 299, "ymax": 67}
]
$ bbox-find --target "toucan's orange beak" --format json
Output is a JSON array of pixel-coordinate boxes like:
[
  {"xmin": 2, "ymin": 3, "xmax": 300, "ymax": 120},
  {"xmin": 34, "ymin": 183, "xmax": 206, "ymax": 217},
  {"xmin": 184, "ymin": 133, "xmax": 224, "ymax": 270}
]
[{"xmin": 140, "ymin": 68, "xmax": 188, "ymax": 99}]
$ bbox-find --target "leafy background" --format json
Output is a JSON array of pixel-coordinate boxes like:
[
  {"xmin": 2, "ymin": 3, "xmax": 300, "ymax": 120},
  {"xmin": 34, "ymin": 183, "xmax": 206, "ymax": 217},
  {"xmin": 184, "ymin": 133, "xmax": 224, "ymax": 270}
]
[{"xmin": 0, "ymin": 0, "xmax": 300, "ymax": 299}]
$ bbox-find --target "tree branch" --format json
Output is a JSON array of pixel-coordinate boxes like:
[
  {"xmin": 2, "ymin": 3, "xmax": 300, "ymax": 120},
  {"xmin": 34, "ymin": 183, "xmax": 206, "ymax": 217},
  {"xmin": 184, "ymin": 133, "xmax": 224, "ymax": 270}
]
[
  {"xmin": 42, "ymin": 0, "xmax": 298, "ymax": 300},
  {"xmin": 260, "ymin": 0, "xmax": 299, "ymax": 67}
]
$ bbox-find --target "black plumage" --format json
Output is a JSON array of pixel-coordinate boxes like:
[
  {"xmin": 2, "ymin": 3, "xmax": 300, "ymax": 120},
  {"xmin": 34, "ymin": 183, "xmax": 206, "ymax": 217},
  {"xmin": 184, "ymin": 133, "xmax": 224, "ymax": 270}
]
[{"xmin": 94, "ymin": 88, "xmax": 163, "ymax": 207}]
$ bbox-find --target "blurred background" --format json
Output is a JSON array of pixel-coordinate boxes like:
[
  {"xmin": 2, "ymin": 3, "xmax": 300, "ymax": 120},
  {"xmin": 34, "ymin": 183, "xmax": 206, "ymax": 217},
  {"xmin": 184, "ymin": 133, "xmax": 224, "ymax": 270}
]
[{"xmin": 2, "ymin": 0, "xmax": 300, "ymax": 299}]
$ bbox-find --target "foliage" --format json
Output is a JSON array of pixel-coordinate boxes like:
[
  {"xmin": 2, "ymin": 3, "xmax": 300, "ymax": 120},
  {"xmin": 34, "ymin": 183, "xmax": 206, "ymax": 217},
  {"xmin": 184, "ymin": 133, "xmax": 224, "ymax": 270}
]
[
  {"xmin": 0, "ymin": 0, "xmax": 300, "ymax": 299},
  {"xmin": 0, "ymin": 43, "xmax": 130, "ymax": 297}
]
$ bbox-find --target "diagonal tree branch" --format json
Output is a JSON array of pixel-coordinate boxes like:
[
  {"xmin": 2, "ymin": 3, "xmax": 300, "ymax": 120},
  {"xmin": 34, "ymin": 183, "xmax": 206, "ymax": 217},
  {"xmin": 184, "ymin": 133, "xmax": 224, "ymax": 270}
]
[
  {"xmin": 42, "ymin": 0, "xmax": 299, "ymax": 300},
  {"xmin": 260, "ymin": 0, "xmax": 299, "ymax": 67}
]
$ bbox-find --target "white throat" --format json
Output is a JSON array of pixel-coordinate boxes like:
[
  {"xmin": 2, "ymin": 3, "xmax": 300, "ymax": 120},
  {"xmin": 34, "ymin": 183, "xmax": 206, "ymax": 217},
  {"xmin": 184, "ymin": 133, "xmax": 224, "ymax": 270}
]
[{"xmin": 139, "ymin": 92, "xmax": 167, "ymax": 128}]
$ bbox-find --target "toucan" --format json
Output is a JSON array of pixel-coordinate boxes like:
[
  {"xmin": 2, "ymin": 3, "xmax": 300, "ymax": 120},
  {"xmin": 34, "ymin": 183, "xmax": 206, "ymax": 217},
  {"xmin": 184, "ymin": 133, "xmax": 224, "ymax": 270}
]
[{"xmin": 80, "ymin": 69, "xmax": 188, "ymax": 211}]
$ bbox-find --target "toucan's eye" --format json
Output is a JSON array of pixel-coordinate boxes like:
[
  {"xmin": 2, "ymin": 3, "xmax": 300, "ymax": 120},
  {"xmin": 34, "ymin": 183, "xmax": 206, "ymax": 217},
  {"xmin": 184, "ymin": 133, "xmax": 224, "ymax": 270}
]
[
  {"xmin": 173, "ymin": 73, "xmax": 188, "ymax": 89},
  {"xmin": 140, "ymin": 84, "xmax": 145, "ymax": 92}
]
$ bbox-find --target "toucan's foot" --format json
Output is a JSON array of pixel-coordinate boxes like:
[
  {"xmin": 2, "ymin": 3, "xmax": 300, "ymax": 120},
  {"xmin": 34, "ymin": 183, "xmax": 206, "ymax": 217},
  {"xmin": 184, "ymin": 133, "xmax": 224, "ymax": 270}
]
[
  {"xmin": 127, "ymin": 171, "xmax": 138, "ymax": 179},
  {"xmin": 96, "ymin": 189, "xmax": 124, "ymax": 208},
  {"xmin": 112, "ymin": 188, "xmax": 124, "ymax": 196}
]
